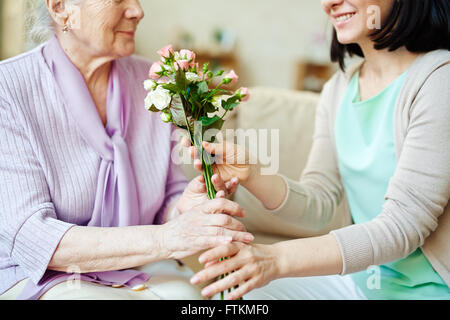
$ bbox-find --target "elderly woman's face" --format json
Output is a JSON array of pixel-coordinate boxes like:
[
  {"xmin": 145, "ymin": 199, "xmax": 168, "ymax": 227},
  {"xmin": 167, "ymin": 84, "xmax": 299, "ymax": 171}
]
[{"xmin": 73, "ymin": 0, "xmax": 144, "ymax": 58}]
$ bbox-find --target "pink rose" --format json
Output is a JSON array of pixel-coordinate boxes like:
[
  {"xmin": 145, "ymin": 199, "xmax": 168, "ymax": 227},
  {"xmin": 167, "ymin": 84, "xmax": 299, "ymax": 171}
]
[
  {"xmin": 149, "ymin": 61, "xmax": 164, "ymax": 80},
  {"xmin": 238, "ymin": 87, "xmax": 250, "ymax": 101},
  {"xmin": 157, "ymin": 45, "xmax": 174, "ymax": 59},
  {"xmin": 179, "ymin": 49, "xmax": 196, "ymax": 62},
  {"xmin": 224, "ymin": 70, "xmax": 239, "ymax": 85},
  {"xmin": 175, "ymin": 60, "xmax": 190, "ymax": 71}
]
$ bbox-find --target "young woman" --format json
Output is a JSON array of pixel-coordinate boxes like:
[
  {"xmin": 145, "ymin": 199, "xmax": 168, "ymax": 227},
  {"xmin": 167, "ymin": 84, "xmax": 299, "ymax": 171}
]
[{"xmin": 188, "ymin": 0, "xmax": 450, "ymax": 300}]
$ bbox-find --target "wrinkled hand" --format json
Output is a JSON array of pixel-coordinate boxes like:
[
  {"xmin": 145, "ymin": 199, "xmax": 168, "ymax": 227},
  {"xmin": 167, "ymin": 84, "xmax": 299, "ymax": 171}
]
[
  {"xmin": 160, "ymin": 199, "xmax": 254, "ymax": 260},
  {"xmin": 190, "ymin": 242, "xmax": 279, "ymax": 300},
  {"xmin": 182, "ymin": 138, "xmax": 255, "ymax": 188},
  {"xmin": 177, "ymin": 174, "xmax": 240, "ymax": 214}
]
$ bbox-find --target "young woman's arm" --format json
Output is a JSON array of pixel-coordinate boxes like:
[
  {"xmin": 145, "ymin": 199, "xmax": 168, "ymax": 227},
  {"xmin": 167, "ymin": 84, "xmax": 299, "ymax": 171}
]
[
  {"xmin": 191, "ymin": 62, "xmax": 450, "ymax": 300},
  {"xmin": 190, "ymin": 234, "xmax": 342, "ymax": 300},
  {"xmin": 190, "ymin": 76, "xmax": 347, "ymax": 231}
]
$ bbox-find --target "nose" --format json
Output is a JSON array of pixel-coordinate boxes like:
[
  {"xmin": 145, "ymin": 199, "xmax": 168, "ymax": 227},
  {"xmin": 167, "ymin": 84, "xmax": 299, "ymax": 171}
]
[
  {"xmin": 321, "ymin": 0, "xmax": 344, "ymax": 14},
  {"xmin": 125, "ymin": 0, "xmax": 145, "ymax": 21}
]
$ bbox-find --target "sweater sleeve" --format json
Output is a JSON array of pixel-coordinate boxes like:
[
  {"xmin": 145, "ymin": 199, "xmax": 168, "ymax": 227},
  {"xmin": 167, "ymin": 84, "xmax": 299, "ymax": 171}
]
[
  {"xmin": 331, "ymin": 63, "xmax": 450, "ymax": 275},
  {"xmin": 270, "ymin": 77, "xmax": 347, "ymax": 232},
  {"xmin": 0, "ymin": 98, "xmax": 74, "ymax": 284},
  {"xmin": 154, "ymin": 126, "xmax": 189, "ymax": 225}
]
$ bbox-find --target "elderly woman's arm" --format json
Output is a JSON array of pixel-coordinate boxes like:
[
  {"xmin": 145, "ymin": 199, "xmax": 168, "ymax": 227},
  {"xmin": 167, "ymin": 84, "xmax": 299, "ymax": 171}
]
[
  {"xmin": 0, "ymin": 99, "xmax": 252, "ymax": 283},
  {"xmin": 49, "ymin": 199, "xmax": 250, "ymax": 273}
]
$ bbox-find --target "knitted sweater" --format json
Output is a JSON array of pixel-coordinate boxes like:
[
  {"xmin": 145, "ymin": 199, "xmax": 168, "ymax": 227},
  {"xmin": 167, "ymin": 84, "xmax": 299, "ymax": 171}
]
[{"xmin": 0, "ymin": 43, "xmax": 187, "ymax": 295}]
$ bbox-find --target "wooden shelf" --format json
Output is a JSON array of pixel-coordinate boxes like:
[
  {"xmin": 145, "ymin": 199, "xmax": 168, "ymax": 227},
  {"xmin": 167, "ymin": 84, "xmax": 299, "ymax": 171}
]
[{"xmin": 296, "ymin": 62, "xmax": 334, "ymax": 93}]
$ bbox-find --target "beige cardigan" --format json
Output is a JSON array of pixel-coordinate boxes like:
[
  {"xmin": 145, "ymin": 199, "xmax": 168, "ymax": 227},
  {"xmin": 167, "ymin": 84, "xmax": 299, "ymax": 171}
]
[{"xmin": 275, "ymin": 50, "xmax": 450, "ymax": 286}]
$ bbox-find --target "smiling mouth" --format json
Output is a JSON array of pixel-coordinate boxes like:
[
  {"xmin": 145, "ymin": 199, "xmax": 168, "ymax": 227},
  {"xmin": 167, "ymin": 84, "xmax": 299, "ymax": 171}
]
[{"xmin": 335, "ymin": 13, "xmax": 356, "ymax": 23}]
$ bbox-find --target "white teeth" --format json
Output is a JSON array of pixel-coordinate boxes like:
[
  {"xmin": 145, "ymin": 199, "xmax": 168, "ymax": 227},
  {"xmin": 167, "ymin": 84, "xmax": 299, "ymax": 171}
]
[{"xmin": 336, "ymin": 13, "xmax": 355, "ymax": 22}]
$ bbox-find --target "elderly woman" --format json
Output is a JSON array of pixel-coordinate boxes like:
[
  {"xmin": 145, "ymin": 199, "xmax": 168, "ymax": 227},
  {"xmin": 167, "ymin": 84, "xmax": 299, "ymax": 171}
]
[{"xmin": 0, "ymin": 0, "xmax": 253, "ymax": 300}]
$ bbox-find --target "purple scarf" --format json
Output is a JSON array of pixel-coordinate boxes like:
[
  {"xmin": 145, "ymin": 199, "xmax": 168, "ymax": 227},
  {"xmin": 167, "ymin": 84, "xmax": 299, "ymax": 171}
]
[{"xmin": 16, "ymin": 35, "xmax": 149, "ymax": 300}]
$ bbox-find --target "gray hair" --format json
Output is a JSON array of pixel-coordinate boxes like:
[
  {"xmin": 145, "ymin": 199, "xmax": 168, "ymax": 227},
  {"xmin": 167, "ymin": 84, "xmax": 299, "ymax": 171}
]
[
  {"xmin": 25, "ymin": 0, "xmax": 54, "ymax": 48},
  {"xmin": 25, "ymin": 0, "xmax": 80, "ymax": 48}
]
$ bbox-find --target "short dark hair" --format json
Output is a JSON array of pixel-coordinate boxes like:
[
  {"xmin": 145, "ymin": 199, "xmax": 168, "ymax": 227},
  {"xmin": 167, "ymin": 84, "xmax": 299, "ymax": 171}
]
[{"xmin": 331, "ymin": 0, "xmax": 450, "ymax": 70}]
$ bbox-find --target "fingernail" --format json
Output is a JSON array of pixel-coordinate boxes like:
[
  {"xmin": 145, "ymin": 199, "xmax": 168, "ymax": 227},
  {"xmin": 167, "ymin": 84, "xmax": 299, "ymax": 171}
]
[
  {"xmin": 190, "ymin": 275, "xmax": 200, "ymax": 284},
  {"xmin": 245, "ymin": 234, "xmax": 254, "ymax": 242},
  {"xmin": 201, "ymin": 288, "xmax": 211, "ymax": 296}
]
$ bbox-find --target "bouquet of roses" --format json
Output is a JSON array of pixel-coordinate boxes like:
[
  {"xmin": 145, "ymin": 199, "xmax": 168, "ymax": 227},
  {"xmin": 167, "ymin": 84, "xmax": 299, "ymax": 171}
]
[
  {"xmin": 143, "ymin": 45, "xmax": 249, "ymax": 200},
  {"xmin": 143, "ymin": 45, "xmax": 249, "ymax": 300}
]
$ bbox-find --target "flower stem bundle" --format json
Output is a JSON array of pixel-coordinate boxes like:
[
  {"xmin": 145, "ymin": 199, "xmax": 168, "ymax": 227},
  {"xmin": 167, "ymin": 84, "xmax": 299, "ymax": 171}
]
[{"xmin": 144, "ymin": 45, "xmax": 250, "ymax": 299}]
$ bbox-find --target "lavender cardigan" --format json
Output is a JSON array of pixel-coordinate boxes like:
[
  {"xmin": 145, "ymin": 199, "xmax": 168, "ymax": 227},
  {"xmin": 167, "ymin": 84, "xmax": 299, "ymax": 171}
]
[{"xmin": 0, "ymin": 42, "xmax": 188, "ymax": 295}]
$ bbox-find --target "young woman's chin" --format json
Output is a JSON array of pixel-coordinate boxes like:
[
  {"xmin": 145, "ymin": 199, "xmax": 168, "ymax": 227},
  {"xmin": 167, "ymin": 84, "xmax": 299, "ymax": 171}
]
[{"xmin": 334, "ymin": 29, "xmax": 363, "ymax": 45}]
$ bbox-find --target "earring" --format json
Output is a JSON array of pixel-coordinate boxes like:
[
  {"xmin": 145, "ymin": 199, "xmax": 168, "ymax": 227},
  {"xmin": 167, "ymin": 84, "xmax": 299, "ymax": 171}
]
[{"xmin": 62, "ymin": 24, "xmax": 70, "ymax": 33}]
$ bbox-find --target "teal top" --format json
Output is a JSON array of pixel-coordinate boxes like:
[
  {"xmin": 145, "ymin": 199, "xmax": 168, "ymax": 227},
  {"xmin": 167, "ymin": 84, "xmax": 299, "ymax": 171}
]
[{"xmin": 335, "ymin": 70, "xmax": 450, "ymax": 300}]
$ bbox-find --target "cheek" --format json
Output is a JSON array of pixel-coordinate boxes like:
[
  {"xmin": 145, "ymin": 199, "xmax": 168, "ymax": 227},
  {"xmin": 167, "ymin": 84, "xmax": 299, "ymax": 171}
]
[{"xmin": 81, "ymin": 3, "xmax": 121, "ymax": 42}]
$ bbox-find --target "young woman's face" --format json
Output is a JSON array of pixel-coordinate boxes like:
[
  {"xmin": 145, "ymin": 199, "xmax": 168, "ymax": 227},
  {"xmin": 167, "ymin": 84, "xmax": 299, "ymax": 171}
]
[{"xmin": 321, "ymin": 0, "xmax": 394, "ymax": 45}]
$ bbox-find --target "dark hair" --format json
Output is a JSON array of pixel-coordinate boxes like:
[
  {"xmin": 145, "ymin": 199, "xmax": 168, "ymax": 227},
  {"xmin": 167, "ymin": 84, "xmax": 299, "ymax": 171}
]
[{"xmin": 331, "ymin": 0, "xmax": 450, "ymax": 70}]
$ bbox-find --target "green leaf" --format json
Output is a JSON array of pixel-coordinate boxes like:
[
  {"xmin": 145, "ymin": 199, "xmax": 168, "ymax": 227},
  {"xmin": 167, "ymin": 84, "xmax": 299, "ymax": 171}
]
[
  {"xmin": 204, "ymin": 102, "xmax": 217, "ymax": 114},
  {"xmin": 222, "ymin": 95, "xmax": 241, "ymax": 111},
  {"xmin": 170, "ymin": 94, "xmax": 192, "ymax": 129},
  {"xmin": 161, "ymin": 83, "xmax": 180, "ymax": 93},
  {"xmin": 175, "ymin": 68, "xmax": 188, "ymax": 92},
  {"xmin": 200, "ymin": 115, "xmax": 220, "ymax": 127},
  {"xmin": 200, "ymin": 115, "xmax": 225, "ymax": 132},
  {"xmin": 197, "ymin": 81, "xmax": 209, "ymax": 95},
  {"xmin": 203, "ymin": 89, "xmax": 233, "ymax": 102}
]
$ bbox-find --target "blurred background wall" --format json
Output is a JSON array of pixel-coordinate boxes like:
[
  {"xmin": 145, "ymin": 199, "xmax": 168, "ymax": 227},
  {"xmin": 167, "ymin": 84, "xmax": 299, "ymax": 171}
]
[
  {"xmin": 0, "ymin": 0, "xmax": 337, "ymax": 91},
  {"xmin": 0, "ymin": 0, "xmax": 26, "ymax": 60}
]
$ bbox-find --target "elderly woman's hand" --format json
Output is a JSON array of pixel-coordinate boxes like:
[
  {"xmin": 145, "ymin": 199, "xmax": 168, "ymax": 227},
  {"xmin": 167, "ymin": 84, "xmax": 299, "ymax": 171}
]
[
  {"xmin": 160, "ymin": 199, "xmax": 254, "ymax": 260},
  {"xmin": 190, "ymin": 242, "xmax": 280, "ymax": 300},
  {"xmin": 177, "ymin": 174, "xmax": 240, "ymax": 214}
]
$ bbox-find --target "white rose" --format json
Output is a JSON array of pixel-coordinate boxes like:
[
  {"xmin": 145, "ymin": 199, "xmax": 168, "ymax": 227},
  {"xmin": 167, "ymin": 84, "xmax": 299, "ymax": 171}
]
[
  {"xmin": 174, "ymin": 52, "xmax": 182, "ymax": 61},
  {"xmin": 143, "ymin": 79, "xmax": 157, "ymax": 91},
  {"xmin": 144, "ymin": 92, "xmax": 153, "ymax": 110},
  {"xmin": 211, "ymin": 95, "xmax": 230, "ymax": 109},
  {"xmin": 185, "ymin": 72, "xmax": 201, "ymax": 82},
  {"xmin": 148, "ymin": 86, "xmax": 172, "ymax": 110}
]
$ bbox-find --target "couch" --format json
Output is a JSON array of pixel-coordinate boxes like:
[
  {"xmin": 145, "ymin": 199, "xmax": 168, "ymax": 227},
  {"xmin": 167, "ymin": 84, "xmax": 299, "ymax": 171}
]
[{"xmin": 180, "ymin": 86, "xmax": 351, "ymax": 278}]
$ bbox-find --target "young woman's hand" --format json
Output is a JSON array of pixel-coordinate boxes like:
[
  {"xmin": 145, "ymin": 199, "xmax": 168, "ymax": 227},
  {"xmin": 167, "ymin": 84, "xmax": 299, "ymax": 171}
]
[
  {"xmin": 190, "ymin": 242, "xmax": 280, "ymax": 300},
  {"xmin": 177, "ymin": 174, "xmax": 240, "ymax": 214},
  {"xmin": 182, "ymin": 138, "xmax": 258, "ymax": 189},
  {"xmin": 160, "ymin": 199, "xmax": 254, "ymax": 260},
  {"xmin": 182, "ymin": 137, "xmax": 287, "ymax": 211}
]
